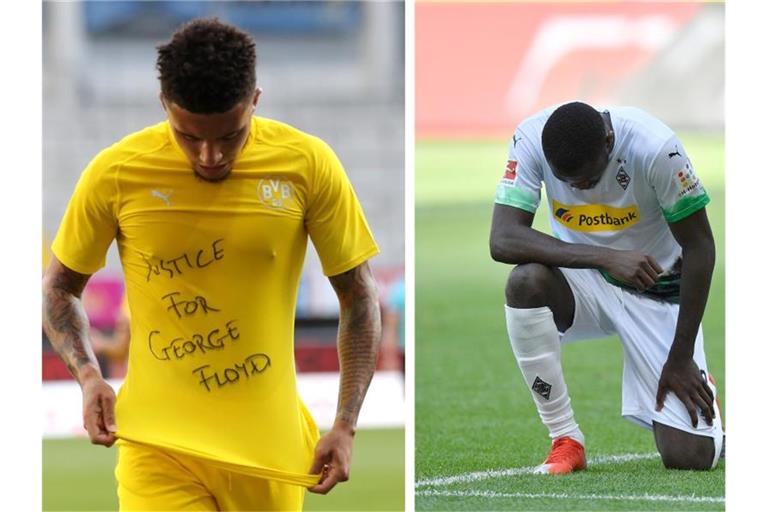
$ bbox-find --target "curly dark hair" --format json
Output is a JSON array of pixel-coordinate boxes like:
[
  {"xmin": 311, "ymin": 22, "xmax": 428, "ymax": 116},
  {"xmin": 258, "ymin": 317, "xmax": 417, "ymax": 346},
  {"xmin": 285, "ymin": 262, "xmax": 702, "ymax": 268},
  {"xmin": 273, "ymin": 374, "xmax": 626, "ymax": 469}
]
[
  {"xmin": 541, "ymin": 102, "xmax": 606, "ymax": 175},
  {"xmin": 156, "ymin": 18, "xmax": 256, "ymax": 114}
]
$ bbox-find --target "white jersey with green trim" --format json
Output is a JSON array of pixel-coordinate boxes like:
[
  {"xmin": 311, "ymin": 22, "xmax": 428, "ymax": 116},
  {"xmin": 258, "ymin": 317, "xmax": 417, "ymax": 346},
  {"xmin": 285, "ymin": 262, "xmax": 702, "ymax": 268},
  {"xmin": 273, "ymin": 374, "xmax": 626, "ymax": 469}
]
[{"xmin": 495, "ymin": 105, "xmax": 710, "ymax": 277}]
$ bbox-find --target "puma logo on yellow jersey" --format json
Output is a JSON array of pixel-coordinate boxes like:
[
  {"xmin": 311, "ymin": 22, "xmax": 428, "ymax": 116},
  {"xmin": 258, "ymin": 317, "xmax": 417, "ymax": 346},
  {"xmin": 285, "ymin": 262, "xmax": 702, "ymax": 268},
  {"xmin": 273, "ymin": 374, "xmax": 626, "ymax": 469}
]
[
  {"xmin": 552, "ymin": 200, "xmax": 640, "ymax": 232},
  {"xmin": 151, "ymin": 189, "xmax": 173, "ymax": 206}
]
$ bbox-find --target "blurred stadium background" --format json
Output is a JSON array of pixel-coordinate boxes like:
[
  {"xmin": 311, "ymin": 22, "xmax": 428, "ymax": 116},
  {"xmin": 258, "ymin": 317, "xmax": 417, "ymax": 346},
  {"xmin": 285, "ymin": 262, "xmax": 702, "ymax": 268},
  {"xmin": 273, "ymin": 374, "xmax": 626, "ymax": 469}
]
[
  {"xmin": 415, "ymin": 2, "xmax": 724, "ymax": 510},
  {"xmin": 42, "ymin": 1, "xmax": 404, "ymax": 511},
  {"xmin": 416, "ymin": 1, "xmax": 722, "ymax": 136}
]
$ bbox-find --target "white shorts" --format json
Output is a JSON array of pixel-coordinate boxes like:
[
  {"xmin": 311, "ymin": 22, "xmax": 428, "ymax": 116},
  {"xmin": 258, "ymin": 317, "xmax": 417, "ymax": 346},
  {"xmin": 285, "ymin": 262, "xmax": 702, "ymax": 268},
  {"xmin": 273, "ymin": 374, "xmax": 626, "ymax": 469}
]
[{"xmin": 559, "ymin": 267, "xmax": 723, "ymax": 450}]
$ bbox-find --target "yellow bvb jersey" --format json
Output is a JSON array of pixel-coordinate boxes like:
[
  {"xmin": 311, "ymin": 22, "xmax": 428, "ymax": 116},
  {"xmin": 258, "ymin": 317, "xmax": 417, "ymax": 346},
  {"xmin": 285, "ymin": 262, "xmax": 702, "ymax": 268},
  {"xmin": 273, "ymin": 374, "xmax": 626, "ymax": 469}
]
[{"xmin": 52, "ymin": 117, "xmax": 379, "ymax": 486}]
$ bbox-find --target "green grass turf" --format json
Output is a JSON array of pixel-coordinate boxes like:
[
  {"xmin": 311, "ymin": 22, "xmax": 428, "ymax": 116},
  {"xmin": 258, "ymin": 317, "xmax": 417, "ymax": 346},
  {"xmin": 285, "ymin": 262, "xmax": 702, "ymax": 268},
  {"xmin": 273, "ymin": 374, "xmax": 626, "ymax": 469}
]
[
  {"xmin": 43, "ymin": 428, "xmax": 404, "ymax": 511},
  {"xmin": 415, "ymin": 134, "xmax": 725, "ymax": 510}
]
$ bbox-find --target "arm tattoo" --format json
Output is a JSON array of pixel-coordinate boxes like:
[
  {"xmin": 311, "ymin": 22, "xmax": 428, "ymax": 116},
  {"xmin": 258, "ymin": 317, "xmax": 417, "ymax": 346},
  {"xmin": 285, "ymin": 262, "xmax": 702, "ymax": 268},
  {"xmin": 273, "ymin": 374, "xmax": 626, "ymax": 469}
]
[
  {"xmin": 42, "ymin": 261, "xmax": 100, "ymax": 384},
  {"xmin": 328, "ymin": 262, "xmax": 382, "ymax": 428}
]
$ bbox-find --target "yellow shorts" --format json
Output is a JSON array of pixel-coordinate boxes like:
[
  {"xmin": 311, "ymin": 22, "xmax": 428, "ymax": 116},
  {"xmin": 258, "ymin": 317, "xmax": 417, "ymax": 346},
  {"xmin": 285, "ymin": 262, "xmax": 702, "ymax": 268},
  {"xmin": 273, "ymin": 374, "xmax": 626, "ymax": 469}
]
[{"xmin": 115, "ymin": 439, "xmax": 306, "ymax": 511}]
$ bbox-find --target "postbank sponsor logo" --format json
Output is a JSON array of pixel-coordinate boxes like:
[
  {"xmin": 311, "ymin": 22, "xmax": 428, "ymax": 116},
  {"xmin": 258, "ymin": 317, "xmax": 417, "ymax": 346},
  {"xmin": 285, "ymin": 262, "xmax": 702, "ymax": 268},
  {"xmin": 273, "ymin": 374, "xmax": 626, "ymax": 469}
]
[{"xmin": 552, "ymin": 200, "xmax": 640, "ymax": 232}]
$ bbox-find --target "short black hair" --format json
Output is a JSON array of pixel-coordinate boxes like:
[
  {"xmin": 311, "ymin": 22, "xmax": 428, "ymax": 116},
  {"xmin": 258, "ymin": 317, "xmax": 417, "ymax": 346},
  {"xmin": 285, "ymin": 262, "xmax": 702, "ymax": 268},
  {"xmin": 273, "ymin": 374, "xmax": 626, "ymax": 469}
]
[
  {"xmin": 541, "ymin": 102, "xmax": 606, "ymax": 174},
  {"xmin": 156, "ymin": 18, "xmax": 256, "ymax": 114}
]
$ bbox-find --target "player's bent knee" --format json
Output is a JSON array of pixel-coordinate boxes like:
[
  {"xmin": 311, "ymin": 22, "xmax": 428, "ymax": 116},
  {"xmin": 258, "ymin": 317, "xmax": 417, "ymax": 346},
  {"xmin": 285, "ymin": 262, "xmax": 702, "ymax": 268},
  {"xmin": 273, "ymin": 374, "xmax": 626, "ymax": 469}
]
[
  {"xmin": 653, "ymin": 422, "xmax": 716, "ymax": 471},
  {"xmin": 505, "ymin": 263, "xmax": 555, "ymax": 308},
  {"xmin": 659, "ymin": 448, "xmax": 713, "ymax": 471}
]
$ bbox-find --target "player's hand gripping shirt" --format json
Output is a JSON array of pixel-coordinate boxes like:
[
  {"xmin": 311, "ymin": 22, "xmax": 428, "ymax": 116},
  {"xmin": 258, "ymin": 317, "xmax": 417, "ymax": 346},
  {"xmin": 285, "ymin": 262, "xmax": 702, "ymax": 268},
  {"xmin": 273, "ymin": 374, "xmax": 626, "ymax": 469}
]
[
  {"xmin": 52, "ymin": 117, "xmax": 379, "ymax": 486},
  {"xmin": 495, "ymin": 106, "xmax": 709, "ymax": 301}
]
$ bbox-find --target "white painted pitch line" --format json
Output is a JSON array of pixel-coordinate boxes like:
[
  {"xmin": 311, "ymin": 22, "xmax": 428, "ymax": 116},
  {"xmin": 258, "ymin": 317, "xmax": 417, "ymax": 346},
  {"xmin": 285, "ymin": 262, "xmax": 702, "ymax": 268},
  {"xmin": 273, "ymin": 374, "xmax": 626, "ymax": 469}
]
[
  {"xmin": 416, "ymin": 489, "xmax": 725, "ymax": 504},
  {"xmin": 415, "ymin": 452, "xmax": 659, "ymax": 488}
]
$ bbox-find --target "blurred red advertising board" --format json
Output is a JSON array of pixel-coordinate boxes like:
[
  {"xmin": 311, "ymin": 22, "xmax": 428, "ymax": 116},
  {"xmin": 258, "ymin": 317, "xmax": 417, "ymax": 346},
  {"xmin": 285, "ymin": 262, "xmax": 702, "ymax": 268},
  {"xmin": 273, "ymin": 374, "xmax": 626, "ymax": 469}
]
[{"xmin": 416, "ymin": 2, "xmax": 700, "ymax": 138}]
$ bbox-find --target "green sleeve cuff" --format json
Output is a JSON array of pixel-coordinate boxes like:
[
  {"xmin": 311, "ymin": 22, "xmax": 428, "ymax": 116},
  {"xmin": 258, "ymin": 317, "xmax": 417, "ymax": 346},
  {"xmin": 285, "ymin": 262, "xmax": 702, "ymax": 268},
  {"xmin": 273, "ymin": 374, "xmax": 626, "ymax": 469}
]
[
  {"xmin": 495, "ymin": 184, "xmax": 539, "ymax": 213},
  {"xmin": 662, "ymin": 191, "xmax": 710, "ymax": 223}
]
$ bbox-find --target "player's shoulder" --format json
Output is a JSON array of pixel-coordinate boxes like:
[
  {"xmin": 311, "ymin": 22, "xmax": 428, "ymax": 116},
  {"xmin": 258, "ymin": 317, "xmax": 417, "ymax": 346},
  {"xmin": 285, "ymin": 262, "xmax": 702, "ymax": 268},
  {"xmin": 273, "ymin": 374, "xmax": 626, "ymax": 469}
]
[
  {"xmin": 612, "ymin": 106, "xmax": 676, "ymax": 151},
  {"xmin": 92, "ymin": 121, "xmax": 172, "ymax": 169},
  {"xmin": 79, "ymin": 122, "xmax": 170, "ymax": 188},
  {"xmin": 514, "ymin": 104, "xmax": 558, "ymax": 138},
  {"xmin": 507, "ymin": 106, "xmax": 557, "ymax": 162},
  {"xmin": 251, "ymin": 116, "xmax": 332, "ymax": 158}
]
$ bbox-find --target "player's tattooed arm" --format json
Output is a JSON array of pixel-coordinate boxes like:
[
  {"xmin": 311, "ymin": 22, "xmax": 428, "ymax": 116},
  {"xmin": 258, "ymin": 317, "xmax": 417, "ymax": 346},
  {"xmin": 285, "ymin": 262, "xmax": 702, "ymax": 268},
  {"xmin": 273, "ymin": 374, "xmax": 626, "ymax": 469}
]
[
  {"xmin": 42, "ymin": 257, "xmax": 101, "ymax": 384},
  {"xmin": 308, "ymin": 261, "xmax": 381, "ymax": 494},
  {"xmin": 328, "ymin": 260, "xmax": 382, "ymax": 429},
  {"xmin": 656, "ymin": 208, "xmax": 716, "ymax": 427},
  {"xmin": 490, "ymin": 204, "xmax": 661, "ymax": 289},
  {"xmin": 43, "ymin": 256, "xmax": 118, "ymax": 446}
]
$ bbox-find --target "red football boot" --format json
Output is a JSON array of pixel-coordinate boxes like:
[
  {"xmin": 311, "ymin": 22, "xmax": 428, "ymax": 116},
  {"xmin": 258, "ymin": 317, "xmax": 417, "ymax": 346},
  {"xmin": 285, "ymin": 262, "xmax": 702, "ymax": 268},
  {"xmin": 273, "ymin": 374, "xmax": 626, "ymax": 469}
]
[{"xmin": 533, "ymin": 437, "xmax": 587, "ymax": 475}]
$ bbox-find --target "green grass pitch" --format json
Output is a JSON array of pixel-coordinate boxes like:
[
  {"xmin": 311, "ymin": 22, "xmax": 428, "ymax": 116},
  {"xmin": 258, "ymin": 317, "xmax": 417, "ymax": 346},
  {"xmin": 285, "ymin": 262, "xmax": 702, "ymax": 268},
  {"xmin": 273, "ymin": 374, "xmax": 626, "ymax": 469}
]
[
  {"xmin": 43, "ymin": 428, "xmax": 404, "ymax": 511},
  {"xmin": 415, "ymin": 134, "xmax": 725, "ymax": 510}
]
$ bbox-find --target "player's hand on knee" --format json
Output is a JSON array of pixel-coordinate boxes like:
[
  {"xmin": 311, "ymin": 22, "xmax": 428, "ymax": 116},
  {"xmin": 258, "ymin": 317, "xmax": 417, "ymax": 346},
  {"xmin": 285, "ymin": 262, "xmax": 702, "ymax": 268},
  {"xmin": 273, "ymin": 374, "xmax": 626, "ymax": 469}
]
[
  {"xmin": 307, "ymin": 421, "xmax": 354, "ymax": 494},
  {"xmin": 80, "ymin": 376, "xmax": 118, "ymax": 447},
  {"xmin": 655, "ymin": 358, "xmax": 715, "ymax": 428},
  {"xmin": 602, "ymin": 250, "xmax": 662, "ymax": 291}
]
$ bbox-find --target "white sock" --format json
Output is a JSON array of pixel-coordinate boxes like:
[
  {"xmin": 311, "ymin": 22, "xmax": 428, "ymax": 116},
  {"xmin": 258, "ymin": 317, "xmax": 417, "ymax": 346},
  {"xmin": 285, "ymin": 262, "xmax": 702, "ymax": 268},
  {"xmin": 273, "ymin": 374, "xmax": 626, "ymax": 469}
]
[{"xmin": 505, "ymin": 305, "xmax": 585, "ymax": 446}]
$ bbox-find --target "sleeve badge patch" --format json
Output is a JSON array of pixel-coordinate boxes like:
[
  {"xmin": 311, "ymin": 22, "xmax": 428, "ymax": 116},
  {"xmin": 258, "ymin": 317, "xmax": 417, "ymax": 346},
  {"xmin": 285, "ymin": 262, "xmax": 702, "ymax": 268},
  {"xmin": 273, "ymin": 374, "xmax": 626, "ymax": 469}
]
[{"xmin": 504, "ymin": 160, "xmax": 518, "ymax": 181}]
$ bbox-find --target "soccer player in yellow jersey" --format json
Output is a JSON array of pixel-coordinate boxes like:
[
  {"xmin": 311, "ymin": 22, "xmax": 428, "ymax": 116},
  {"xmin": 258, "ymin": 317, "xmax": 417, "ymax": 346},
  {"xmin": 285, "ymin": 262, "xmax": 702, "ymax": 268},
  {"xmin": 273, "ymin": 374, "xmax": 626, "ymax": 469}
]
[{"xmin": 42, "ymin": 18, "xmax": 382, "ymax": 510}]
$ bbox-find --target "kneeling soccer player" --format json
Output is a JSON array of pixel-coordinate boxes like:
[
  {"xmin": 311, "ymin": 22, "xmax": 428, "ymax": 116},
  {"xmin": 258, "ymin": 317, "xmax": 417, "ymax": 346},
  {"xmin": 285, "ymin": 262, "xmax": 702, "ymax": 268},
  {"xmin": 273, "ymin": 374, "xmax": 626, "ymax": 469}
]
[{"xmin": 490, "ymin": 102, "xmax": 723, "ymax": 473}]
